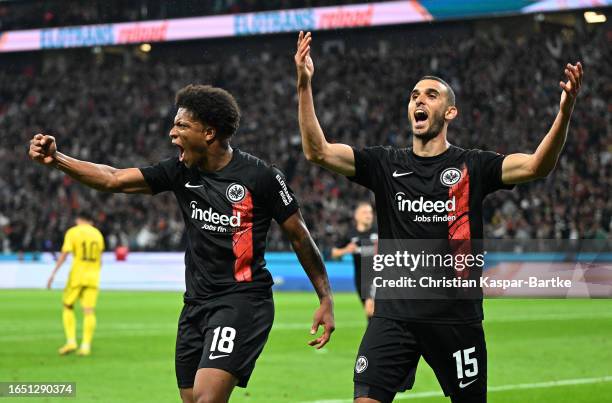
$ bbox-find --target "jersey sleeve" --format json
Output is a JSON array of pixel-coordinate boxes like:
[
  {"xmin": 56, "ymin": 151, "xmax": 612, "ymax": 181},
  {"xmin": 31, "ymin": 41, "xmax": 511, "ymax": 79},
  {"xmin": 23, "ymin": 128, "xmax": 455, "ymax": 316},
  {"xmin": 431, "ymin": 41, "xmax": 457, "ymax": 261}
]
[
  {"xmin": 477, "ymin": 150, "xmax": 515, "ymax": 194},
  {"xmin": 61, "ymin": 229, "xmax": 74, "ymax": 253},
  {"xmin": 334, "ymin": 235, "xmax": 351, "ymax": 249},
  {"xmin": 261, "ymin": 165, "xmax": 300, "ymax": 224},
  {"xmin": 139, "ymin": 157, "xmax": 182, "ymax": 195},
  {"xmin": 348, "ymin": 146, "xmax": 389, "ymax": 190}
]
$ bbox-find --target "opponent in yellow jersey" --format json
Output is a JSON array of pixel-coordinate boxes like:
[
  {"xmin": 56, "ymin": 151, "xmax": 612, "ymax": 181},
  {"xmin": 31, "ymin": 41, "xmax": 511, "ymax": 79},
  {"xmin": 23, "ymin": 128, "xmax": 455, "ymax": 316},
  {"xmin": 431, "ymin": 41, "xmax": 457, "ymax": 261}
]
[{"xmin": 47, "ymin": 211, "xmax": 105, "ymax": 356}]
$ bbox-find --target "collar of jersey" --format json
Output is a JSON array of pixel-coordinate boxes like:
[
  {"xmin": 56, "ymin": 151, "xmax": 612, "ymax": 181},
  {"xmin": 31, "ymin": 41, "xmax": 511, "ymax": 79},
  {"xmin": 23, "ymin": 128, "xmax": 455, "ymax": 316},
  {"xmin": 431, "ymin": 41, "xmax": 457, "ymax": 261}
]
[
  {"xmin": 194, "ymin": 148, "xmax": 239, "ymax": 176},
  {"xmin": 409, "ymin": 144, "xmax": 453, "ymax": 162}
]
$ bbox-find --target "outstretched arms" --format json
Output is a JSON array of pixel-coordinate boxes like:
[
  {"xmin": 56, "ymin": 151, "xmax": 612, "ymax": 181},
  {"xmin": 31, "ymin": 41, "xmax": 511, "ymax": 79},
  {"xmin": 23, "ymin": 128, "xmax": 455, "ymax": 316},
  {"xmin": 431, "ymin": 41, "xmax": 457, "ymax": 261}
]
[
  {"xmin": 295, "ymin": 31, "xmax": 356, "ymax": 176},
  {"xmin": 501, "ymin": 62, "xmax": 583, "ymax": 184},
  {"xmin": 28, "ymin": 134, "xmax": 152, "ymax": 194},
  {"xmin": 281, "ymin": 211, "xmax": 335, "ymax": 349}
]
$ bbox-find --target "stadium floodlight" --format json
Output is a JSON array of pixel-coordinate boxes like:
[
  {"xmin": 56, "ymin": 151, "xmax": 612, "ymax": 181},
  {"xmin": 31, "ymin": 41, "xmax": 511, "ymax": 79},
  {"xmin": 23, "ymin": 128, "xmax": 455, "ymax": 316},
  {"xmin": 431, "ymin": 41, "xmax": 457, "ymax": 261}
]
[{"xmin": 584, "ymin": 11, "xmax": 606, "ymax": 23}]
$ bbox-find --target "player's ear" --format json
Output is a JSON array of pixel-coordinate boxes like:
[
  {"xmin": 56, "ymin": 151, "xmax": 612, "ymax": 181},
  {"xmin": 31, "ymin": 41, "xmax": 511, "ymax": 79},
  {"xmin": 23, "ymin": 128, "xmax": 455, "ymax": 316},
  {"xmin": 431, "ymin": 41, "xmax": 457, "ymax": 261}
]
[
  {"xmin": 203, "ymin": 126, "xmax": 216, "ymax": 142},
  {"xmin": 445, "ymin": 105, "xmax": 458, "ymax": 121}
]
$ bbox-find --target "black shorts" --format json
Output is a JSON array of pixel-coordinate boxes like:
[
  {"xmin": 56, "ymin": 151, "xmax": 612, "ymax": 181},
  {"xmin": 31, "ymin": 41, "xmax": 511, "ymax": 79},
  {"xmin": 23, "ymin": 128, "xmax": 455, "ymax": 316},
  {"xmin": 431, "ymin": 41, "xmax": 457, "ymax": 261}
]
[
  {"xmin": 355, "ymin": 266, "xmax": 375, "ymax": 304},
  {"xmin": 175, "ymin": 293, "xmax": 274, "ymax": 389},
  {"xmin": 354, "ymin": 317, "xmax": 487, "ymax": 402}
]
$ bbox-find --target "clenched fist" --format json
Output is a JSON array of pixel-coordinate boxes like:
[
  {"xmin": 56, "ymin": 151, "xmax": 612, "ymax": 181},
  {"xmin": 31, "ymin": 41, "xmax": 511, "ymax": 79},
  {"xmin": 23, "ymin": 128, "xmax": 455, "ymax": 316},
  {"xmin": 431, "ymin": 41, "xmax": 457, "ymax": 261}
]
[{"xmin": 29, "ymin": 134, "xmax": 58, "ymax": 166}]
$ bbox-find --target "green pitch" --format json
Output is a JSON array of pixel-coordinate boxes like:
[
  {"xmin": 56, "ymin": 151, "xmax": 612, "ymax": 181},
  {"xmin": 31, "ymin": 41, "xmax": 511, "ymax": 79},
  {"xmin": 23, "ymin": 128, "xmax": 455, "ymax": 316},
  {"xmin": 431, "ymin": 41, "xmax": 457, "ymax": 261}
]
[{"xmin": 1, "ymin": 290, "xmax": 611, "ymax": 402}]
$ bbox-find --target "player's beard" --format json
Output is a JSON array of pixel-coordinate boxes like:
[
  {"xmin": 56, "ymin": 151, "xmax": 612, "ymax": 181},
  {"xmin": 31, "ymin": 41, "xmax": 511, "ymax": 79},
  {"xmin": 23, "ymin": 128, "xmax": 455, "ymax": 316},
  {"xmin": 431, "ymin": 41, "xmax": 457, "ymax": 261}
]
[{"xmin": 410, "ymin": 108, "xmax": 446, "ymax": 141}]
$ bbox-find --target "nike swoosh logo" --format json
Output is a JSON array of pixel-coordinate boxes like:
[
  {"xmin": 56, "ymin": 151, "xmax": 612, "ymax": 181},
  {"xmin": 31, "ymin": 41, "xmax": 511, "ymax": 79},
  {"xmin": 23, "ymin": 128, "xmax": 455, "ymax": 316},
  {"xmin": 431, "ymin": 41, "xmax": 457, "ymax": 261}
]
[
  {"xmin": 459, "ymin": 378, "xmax": 478, "ymax": 389},
  {"xmin": 392, "ymin": 170, "xmax": 413, "ymax": 177},
  {"xmin": 185, "ymin": 182, "xmax": 203, "ymax": 188},
  {"xmin": 208, "ymin": 353, "xmax": 229, "ymax": 360}
]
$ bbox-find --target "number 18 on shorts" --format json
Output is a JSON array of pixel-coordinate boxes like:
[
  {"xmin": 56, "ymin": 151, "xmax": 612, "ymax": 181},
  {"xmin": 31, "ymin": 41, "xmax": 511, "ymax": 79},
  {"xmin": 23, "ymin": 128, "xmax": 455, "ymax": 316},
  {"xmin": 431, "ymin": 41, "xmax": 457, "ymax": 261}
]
[{"xmin": 175, "ymin": 295, "xmax": 274, "ymax": 389}]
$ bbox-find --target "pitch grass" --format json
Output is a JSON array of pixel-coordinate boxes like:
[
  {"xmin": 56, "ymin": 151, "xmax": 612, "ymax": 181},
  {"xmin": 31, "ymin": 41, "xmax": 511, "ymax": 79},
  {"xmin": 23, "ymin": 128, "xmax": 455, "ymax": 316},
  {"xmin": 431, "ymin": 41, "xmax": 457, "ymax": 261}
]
[{"xmin": 1, "ymin": 290, "xmax": 611, "ymax": 402}]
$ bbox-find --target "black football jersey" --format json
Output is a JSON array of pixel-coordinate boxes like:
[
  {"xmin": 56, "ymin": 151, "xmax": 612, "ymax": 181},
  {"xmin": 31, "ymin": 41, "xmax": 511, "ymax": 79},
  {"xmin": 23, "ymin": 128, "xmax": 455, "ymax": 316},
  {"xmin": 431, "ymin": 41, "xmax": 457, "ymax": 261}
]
[
  {"xmin": 140, "ymin": 148, "xmax": 299, "ymax": 304},
  {"xmin": 336, "ymin": 226, "xmax": 378, "ymax": 270},
  {"xmin": 336, "ymin": 225, "xmax": 378, "ymax": 298},
  {"xmin": 350, "ymin": 144, "xmax": 513, "ymax": 323}
]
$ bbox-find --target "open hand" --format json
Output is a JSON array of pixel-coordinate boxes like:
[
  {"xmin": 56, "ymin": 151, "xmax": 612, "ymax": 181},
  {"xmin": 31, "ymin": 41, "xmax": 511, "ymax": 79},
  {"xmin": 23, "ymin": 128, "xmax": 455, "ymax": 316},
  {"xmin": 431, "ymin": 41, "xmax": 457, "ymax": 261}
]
[
  {"xmin": 308, "ymin": 297, "xmax": 335, "ymax": 349},
  {"xmin": 559, "ymin": 62, "xmax": 583, "ymax": 114},
  {"xmin": 295, "ymin": 31, "xmax": 314, "ymax": 88}
]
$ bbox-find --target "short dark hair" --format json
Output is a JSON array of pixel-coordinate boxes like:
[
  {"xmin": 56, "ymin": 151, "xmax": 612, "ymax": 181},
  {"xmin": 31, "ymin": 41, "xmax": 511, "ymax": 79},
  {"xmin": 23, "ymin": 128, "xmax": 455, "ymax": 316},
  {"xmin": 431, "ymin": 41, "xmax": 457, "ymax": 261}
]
[
  {"xmin": 77, "ymin": 210, "xmax": 94, "ymax": 222},
  {"xmin": 175, "ymin": 84, "xmax": 241, "ymax": 139},
  {"xmin": 355, "ymin": 201, "xmax": 372, "ymax": 210},
  {"xmin": 419, "ymin": 75, "xmax": 455, "ymax": 106}
]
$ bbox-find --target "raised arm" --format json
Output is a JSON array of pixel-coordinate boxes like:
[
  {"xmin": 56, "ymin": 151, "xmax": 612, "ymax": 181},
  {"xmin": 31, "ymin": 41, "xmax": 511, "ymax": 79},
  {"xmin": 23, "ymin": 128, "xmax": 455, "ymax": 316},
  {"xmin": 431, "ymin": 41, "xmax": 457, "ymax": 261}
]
[
  {"xmin": 281, "ymin": 210, "xmax": 335, "ymax": 349},
  {"xmin": 295, "ymin": 31, "xmax": 356, "ymax": 177},
  {"xmin": 28, "ymin": 134, "xmax": 151, "ymax": 194},
  {"xmin": 501, "ymin": 62, "xmax": 583, "ymax": 184}
]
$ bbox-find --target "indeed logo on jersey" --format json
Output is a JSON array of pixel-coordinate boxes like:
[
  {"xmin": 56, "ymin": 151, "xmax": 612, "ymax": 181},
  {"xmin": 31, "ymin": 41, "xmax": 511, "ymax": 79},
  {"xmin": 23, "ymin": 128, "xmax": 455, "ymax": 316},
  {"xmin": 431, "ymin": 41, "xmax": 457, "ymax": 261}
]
[
  {"xmin": 395, "ymin": 193, "xmax": 456, "ymax": 223},
  {"xmin": 190, "ymin": 201, "xmax": 240, "ymax": 232}
]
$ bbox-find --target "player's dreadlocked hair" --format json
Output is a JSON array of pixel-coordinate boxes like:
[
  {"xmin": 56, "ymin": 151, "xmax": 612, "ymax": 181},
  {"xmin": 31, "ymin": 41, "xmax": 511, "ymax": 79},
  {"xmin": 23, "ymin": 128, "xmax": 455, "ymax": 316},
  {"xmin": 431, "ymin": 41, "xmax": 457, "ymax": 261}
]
[{"xmin": 175, "ymin": 84, "xmax": 241, "ymax": 139}]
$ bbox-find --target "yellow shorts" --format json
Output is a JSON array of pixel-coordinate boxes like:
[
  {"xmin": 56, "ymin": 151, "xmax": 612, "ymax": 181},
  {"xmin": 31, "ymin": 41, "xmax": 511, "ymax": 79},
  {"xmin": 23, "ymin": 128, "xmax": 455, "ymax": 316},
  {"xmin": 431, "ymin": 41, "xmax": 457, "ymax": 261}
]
[{"xmin": 62, "ymin": 286, "xmax": 99, "ymax": 308}]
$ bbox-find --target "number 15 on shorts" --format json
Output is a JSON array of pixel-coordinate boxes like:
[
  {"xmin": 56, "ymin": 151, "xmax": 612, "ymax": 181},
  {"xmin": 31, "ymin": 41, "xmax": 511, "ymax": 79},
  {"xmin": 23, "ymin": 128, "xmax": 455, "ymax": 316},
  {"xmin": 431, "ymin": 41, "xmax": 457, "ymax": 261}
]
[{"xmin": 453, "ymin": 347, "xmax": 478, "ymax": 379}]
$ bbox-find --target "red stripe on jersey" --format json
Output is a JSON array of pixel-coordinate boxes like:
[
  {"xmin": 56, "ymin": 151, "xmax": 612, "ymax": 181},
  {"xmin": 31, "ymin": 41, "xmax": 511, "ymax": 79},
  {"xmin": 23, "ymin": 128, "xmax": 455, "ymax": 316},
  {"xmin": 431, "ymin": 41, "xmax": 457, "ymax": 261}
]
[
  {"xmin": 450, "ymin": 214, "xmax": 470, "ymax": 240},
  {"xmin": 448, "ymin": 165, "xmax": 471, "ymax": 278},
  {"xmin": 448, "ymin": 165, "xmax": 471, "ymax": 240},
  {"xmin": 232, "ymin": 191, "xmax": 254, "ymax": 282}
]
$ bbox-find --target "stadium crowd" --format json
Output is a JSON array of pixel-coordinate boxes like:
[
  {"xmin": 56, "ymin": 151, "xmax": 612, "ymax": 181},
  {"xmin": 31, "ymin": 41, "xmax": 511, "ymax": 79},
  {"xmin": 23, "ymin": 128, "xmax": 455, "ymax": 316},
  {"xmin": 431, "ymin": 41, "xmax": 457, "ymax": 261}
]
[
  {"xmin": 1, "ymin": 18, "xmax": 610, "ymax": 254},
  {"xmin": 0, "ymin": 0, "xmax": 361, "ymax": 30}
]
